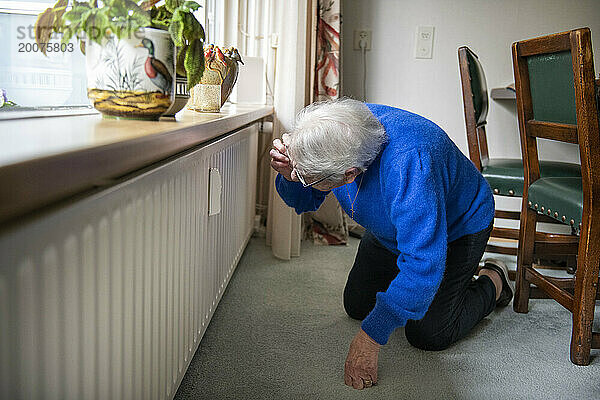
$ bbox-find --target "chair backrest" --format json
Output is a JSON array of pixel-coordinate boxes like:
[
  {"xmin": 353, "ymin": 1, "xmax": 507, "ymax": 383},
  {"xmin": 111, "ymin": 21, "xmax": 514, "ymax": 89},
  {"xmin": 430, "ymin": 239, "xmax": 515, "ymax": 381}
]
[
  {"xmin": 458, "ymin": 46, "xmax": 490, "ymax": 171},
  {"xmin": 512, "ymin": 27, "xmax": 600, "ymax": 230}
]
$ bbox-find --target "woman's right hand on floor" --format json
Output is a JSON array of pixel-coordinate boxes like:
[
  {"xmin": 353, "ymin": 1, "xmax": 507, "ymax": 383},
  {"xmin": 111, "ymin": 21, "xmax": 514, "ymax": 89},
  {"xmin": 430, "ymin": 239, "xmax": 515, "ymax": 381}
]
[{"xmin": 270, "ymin": 138, "xmax": 296, "ymax": 182}]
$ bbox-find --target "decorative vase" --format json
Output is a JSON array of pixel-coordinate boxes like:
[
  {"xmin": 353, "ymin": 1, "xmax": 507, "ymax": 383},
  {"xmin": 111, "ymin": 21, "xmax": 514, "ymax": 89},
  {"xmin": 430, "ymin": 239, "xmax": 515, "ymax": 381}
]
[
  {"xmin": 86, "ymin": 27, "xmax": 175, "ymax": 120},
  {"xmin": 188, "ymin": 45, "xmax": 243, "ymax": 113}
]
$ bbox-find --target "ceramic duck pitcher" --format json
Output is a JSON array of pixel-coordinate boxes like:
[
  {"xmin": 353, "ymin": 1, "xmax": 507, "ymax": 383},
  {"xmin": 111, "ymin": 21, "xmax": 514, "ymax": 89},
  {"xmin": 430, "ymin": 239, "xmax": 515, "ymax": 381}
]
[{"xmin": 188, "ymin": 45, "xmax": 243, "ymax": 112}]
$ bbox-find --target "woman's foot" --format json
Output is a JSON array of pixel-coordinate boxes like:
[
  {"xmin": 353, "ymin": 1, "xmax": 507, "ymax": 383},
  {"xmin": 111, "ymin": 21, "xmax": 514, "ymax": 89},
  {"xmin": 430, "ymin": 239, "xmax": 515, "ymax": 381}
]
[{"xmin": 479, "ymin": 259, "xmax": 513, "ymax": 307}]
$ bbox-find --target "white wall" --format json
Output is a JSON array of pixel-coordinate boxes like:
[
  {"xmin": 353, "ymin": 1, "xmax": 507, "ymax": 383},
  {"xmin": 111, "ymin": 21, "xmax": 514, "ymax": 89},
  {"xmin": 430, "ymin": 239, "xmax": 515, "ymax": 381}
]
[{"xmin": 342, "ymin": 0, "xmax": 600, "ymax": 163}]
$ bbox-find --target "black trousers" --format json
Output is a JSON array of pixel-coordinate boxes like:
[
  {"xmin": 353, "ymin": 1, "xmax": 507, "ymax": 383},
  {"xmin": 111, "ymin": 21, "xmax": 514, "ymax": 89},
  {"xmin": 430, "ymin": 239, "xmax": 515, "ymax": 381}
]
[{"xmin": 343, "ymin": 224, "xmax": 495, "ymax": 350}]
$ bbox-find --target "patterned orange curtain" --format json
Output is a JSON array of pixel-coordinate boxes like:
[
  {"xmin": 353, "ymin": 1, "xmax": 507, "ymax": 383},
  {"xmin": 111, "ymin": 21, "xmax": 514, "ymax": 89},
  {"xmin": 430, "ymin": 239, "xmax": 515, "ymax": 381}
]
[
  {"xmin": 314, "ymin": 0, "xmax": 341, "ymax": 101},
  {"xmin": 303, "ymin": 0, "xmax": 349, "ymax": 246}
]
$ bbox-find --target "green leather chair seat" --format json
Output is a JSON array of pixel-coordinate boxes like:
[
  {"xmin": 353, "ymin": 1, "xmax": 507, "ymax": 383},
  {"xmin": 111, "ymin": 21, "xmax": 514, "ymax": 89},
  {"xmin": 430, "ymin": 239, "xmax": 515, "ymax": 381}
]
[
  {"xmin": 482, "ymin": 158, "xmax": 580, "ymax": 197},
  {"xmin": 528, "ymin": 177, "xmax": 583, "ymax": 234}
]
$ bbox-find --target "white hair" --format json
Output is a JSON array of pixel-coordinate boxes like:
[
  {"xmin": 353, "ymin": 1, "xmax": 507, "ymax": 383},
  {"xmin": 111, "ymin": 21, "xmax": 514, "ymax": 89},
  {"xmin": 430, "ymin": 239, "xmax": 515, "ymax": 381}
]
[{"xmin": 286, "ymin": 98, "xmax": 387, "ymax": 183}]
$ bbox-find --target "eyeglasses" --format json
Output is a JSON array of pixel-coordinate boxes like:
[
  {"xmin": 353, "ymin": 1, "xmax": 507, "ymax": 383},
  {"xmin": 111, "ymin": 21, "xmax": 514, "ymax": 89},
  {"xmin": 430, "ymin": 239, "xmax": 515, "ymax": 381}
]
[
  {"xmin": 282, "ymin": 138, "xmax": 335, "ymax": 188},
  {"xmin": 295, "ymin": 169, "xmax": 335, "ymax": 188}
]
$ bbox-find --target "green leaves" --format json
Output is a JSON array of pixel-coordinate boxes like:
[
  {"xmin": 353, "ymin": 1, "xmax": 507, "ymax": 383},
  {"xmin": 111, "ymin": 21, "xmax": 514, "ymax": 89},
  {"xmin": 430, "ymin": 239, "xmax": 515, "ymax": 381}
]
[
  {"xmin": 168, "ymin": 2, "xmax": 203, "ymax": 43},
  {"xmin": 167, "ymin": 1, "xmax": 205, "ymax": 86},
  {"xmin": 165, "ymin": 0, "xmax": 183, "ymax": 13},
  {"xmin": 36, "ymin": 0, "xmax": 153, "ymax": 48},
  {"xmin": 105, "ymin": 0, "xmax": 150, "ymax": 40},
  {"xmin": 184, "ymin": 38, "xmax": 205, "ymax": 87},
  {"xmin": 176, "ymin": 44, "xmax": 188, "ymax": 76},
  {"xmin": 182, "ymin": 11, "xmax": 204, "ymax": 42},
  {"xmin": 182, "ymin": 1, "xmax": 201, "ymax": 11},
  {"xmin": 63, "ymin": 2, "xmax": 92, "ymax": 24},
  {"xmin": 168, "ymin": 9, "xmax": 185, "ymax": 46},
  {"xmin": 34, "ymin": 0, "xmax": 206, "ymax": 88},
  {"xmin": 84, "ymin": 8, "xmax": 109, "ymax": 42},
  {"xmin": 150, "ymin": 5, "xmax": 172, "ymax": 29},
  {"xmin": 51, "ymin": 0, "xmax": 69, "ymax": 24}
]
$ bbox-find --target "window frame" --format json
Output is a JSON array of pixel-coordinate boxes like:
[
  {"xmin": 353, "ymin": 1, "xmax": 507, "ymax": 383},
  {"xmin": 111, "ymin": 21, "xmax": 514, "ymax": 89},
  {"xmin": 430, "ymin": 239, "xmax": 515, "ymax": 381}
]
[{"xmin": 0, "ymin": 1, "xmax": 97, "ymax": 120}]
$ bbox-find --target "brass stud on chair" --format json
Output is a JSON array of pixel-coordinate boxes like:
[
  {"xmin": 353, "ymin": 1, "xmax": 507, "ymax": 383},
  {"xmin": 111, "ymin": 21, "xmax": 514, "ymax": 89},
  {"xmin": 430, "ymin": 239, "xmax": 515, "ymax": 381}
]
[
  {"xmin": 570, "ymin": 219, "xmax": 575, "ymax": 226},
  {"xmin": 562, "ymin": 216, "xmax": 566, "ymax": 222},
  {"xmin": 534, "ymin": 203, "xmax": 539, "ymax": 210},
  {"xmin": 547, "ymin": 209, "xmax": 552, "ymax": 215},
  {"xmin": 541, "ymin": 206, "xmax": 545, "ymax": 213},
  {"xmin": 508, "ymin": 189, "xmax": 515, "ymax": 196},
  {"xmin": 493, "ymin": 188, "xmax": 499, "ymax": 195},
  {"xmin": 554, "ymin": 212, "xmax": 559, "ymax": 218}
]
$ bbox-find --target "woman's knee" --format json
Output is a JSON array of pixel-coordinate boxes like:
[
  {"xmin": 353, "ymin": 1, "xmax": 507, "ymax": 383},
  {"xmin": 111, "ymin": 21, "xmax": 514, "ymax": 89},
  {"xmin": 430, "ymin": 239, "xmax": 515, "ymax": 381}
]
[
  {"xmin": 404, "ymin": 322, "xmax": 454, "ymax": 351},
  {"xmin": 343, "ymin": 285, "xmax": 372, "ymax": 320},
  {"xmin": 344, "ymin": 300, "xmax": 369, "ymax": 320}
]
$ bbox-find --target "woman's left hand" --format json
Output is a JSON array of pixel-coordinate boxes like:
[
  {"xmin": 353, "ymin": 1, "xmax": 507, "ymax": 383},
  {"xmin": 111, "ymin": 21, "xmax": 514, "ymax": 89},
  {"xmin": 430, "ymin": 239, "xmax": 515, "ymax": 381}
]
[{"xmin": 344, "ymin": 329, "xmax": 380, "ymax": 389}]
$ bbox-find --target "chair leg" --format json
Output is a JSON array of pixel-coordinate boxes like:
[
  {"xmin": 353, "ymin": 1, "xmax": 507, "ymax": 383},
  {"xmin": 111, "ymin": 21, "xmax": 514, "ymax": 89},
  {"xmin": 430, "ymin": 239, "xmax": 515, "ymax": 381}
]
[
  {"xmin": 514, "ymin": 207, "xmax": 537, "ymax": 313},
  {"xmin": 570, "ymin": 226, "xmax": 600, "ymax": 365}
]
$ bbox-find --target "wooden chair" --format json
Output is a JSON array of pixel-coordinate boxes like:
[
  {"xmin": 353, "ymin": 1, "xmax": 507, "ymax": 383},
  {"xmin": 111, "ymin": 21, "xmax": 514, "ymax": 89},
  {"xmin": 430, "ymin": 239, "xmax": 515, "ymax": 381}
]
[
  {"xmin": 458, "ymin": 46, "xmax": 580, "ymax": 279},
  {"xmin": 512, "ymin": 27, "xmax": 600, "ymax": 365}
]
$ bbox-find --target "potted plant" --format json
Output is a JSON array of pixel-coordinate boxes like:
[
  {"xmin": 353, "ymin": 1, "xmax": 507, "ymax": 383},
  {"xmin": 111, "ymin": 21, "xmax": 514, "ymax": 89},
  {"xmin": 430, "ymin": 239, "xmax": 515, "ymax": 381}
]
[{"xmin": 35, "ymin": 0, "xmax": 206, "ymax": 120}]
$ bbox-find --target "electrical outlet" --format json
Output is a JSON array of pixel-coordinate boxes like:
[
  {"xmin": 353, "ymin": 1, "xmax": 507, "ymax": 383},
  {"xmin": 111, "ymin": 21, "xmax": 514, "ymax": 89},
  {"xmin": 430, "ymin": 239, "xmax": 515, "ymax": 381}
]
[
  {"xmin": 415, "ymin": 26, "xmax": 434, "ymax": 59},
  {"xmin": 353, "ymin": 30, "xmax": 372, "ymax": 50}
]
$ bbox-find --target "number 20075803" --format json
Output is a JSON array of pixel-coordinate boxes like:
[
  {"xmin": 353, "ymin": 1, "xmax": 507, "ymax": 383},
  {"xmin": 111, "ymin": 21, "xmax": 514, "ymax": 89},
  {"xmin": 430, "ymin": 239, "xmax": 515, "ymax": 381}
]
[{"xmin": 18, "ymin": 42, "xmax": 74, "ymax": 53}]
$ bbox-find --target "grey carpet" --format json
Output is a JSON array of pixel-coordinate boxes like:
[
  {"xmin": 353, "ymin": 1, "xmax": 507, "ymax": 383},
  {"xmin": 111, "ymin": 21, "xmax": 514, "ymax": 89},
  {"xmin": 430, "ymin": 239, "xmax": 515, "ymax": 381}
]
[{"xmin": 175, "ymin": 237, "xmax": 600, "ymax": 400}]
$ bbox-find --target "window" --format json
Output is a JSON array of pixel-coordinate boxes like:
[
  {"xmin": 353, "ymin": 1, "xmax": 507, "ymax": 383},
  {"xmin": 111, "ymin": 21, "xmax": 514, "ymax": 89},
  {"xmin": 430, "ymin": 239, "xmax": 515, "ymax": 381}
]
[
  {"xmin": 236, "ymin": 0, "xmax": 270, "ymax": 59},
  {"xmin": 0, "ymin": 0, "xmax": 271, "ymax": 119},
  {"xmin": 0, "ymin": 0, "xmax": 211, "ymax": 119},
  {"xmin": 0, "ymin": 1, "xmax": 91, "ymax": 117},
  {"xmin": 235, "ymin": 0, "xmax": 273, "ymax": 104}
]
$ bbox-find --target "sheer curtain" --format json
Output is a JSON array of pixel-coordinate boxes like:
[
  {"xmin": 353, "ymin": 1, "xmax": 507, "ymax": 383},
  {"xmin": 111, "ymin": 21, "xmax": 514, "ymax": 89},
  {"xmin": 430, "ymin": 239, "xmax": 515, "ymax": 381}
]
[
  {"xmin": 217, "ymin": 0, "xmax": 307, "ymax": 259},
  {"xmin": 265, "ymin": 0, "xmax": 311, "ymax": 259},
  {"xmin": 266, "ymin": 0, "xmax": 347, "ymax": 257},
  {"xmin": 230, "ymin": 0, "xmax": 345, "ymax": 258}
]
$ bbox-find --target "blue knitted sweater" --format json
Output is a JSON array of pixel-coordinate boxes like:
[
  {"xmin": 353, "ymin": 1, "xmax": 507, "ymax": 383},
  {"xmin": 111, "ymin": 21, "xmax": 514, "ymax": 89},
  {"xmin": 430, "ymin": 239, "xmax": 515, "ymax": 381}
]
[{"xmin": 275, "ymin": 104, "xmax": 494, "ymax": 345}]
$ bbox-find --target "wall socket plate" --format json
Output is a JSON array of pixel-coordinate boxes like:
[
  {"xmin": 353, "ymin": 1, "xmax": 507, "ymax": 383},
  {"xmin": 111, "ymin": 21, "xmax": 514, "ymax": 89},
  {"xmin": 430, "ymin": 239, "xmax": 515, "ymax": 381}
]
[
  {"xmin": 415, "ymin": 26, "xmax": 434, "ymax": 59},
  {"xmin": 353, "ymin": 30, "xmax": 372, "ymax": 50}
]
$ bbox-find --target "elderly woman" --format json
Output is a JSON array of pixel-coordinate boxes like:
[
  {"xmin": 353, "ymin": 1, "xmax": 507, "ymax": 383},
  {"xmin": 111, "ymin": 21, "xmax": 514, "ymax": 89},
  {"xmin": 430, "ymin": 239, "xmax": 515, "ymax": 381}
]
[{"xmin": 269, "ymin": 99, "xmax": 512, "ymax": 390}]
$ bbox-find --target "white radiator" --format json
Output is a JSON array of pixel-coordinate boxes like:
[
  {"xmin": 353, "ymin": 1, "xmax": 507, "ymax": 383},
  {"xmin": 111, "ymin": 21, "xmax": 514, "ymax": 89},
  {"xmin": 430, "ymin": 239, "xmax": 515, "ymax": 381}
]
[{"xmin": 0, "ymin": 124, "xmax": 258, "ymax": 399}]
